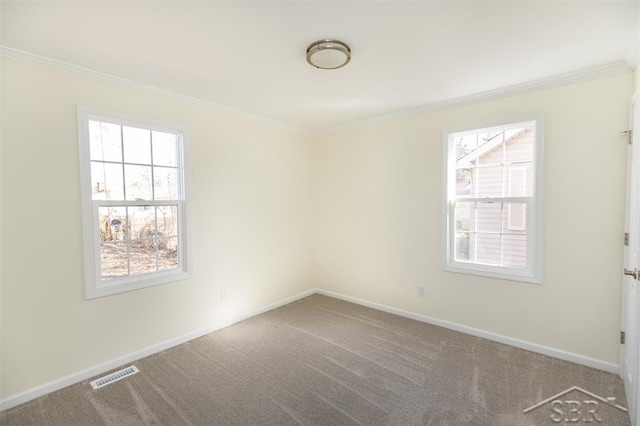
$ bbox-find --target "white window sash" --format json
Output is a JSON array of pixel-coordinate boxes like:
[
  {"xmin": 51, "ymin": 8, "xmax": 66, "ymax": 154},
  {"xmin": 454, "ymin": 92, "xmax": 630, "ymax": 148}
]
[
  {"xmin": 78, "ymin": 105, "xmax": 192, "ymax": 299},
  {"xmin": 442, "ymin": 117, "xmax": 543, "ymax": 284},
  {"xmin": 447, "ymin": 198, "xmax": 535, "ymax": 274}
]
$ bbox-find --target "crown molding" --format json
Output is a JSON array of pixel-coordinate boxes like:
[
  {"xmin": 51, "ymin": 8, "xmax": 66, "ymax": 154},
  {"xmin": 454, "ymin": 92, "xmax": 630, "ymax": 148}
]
[
  {"xmin": 317, "ymin": 61, "xmax": 633, "ymax": 136},
  {"xmin": 1, "ymin": 46, "xmax": 632, "ymax": 137},
  {"xmin": 0, "ymin": 46, "xmax": 310, "ymax": 135}
]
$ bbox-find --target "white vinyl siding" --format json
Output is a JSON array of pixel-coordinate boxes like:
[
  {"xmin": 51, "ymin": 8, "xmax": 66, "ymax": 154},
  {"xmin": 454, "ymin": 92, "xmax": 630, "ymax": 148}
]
[
  {"xmin": 78, "ymin": 106, "xmax": 192, "ymax": 299},
  {"xmin": 443, "ymin": 118, "xmax": 543, "ymax": 283}
]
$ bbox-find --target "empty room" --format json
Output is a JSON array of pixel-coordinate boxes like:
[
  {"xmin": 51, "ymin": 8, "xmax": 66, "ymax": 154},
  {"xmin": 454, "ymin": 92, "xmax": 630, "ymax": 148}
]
[{"xmin": 2, "ymin": 1, "xmax": 640, "ymax": 425}]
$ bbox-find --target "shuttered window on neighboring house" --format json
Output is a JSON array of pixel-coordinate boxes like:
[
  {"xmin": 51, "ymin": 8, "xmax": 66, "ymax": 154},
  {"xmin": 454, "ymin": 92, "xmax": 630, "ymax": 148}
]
[
  {"xmin": 443, "ymin": 118, "xmax": 543, "ymax": 283},
  {"xmin": 507, "ymin": 168, "xmax": 527, "ymax": 231}
]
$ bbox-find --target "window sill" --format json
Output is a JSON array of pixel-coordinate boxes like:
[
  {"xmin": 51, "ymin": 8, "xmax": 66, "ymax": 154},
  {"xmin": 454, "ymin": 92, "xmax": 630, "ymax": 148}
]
[
  {"xmin": 85, "ymin": 270, "xmax": 192, "ymax": 300},
  {"xmin": 443, "ymin": 263, "xmax": 542, "ymax": 284}
]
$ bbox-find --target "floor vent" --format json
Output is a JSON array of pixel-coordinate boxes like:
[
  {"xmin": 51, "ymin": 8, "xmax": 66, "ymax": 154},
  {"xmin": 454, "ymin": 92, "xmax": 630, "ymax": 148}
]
[{"xmin": 90, "ymin": 365, "xmax": 139, "ymax": 390}]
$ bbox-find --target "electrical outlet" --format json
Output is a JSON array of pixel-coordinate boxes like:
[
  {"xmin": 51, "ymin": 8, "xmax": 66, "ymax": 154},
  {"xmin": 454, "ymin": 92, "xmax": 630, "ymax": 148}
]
[
  {"xmin": 417, "ymin": 286, "xmax": 425, "ymax": 297},
  {"xmin": 221, "ymin": 289, "xmax": 229, "ymax": 302}
]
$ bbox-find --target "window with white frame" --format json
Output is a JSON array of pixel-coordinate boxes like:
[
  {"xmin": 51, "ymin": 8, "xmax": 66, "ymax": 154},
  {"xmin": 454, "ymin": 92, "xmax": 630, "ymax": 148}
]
[
  {"xmin": 78, "ymin": 106, "xmax": 191, "ymax": 299},
  {"xmin": 443, "ymin": 119, "xmax": 543, "ymax": 283}
]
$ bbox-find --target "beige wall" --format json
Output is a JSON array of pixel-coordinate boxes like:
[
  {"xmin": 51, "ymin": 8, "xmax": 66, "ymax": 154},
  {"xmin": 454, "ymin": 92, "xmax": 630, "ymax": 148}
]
[
  {"xmin": 0, "ymin": 60, "xmax": 313, "ymax": 399},
  {"xmin": 635, "ymin": 60, "xmax": 640, "ymax": 97},
  {"xmin": 312, "ymin": 74, "xmax": 632, "ymax": 364},
  {"xmin": 0, "ymin": 52, "xmax": 4, "ymax": 400}
]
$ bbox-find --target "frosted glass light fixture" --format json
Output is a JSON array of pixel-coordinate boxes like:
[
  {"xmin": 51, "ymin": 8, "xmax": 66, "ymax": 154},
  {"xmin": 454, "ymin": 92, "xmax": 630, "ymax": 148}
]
[{"xmin": 306, "ymin": 39, "xmax": 351, "ymax": 70}]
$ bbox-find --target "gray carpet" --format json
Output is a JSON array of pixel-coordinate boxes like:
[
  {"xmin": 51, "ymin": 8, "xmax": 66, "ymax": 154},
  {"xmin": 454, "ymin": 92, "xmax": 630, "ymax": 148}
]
[{"xmin": 0, "ymin": 294, "xmax": 630, "ymax": 425}]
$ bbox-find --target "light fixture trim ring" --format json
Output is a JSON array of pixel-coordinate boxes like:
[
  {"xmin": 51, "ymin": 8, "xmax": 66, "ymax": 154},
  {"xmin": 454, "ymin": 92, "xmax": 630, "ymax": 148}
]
[{"xmin": 306, "ymin": 39, "xmax": 351, "ymax": 70}]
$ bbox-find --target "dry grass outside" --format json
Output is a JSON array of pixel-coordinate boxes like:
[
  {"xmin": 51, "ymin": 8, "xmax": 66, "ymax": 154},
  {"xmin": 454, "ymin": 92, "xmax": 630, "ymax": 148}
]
[
  {"xmin": 98, "ymin": 205, "xmax": 179, "ymax": 279},
  {"xmin": 101, "ymin": 240, "xmax": 178, "ymax": 280}
]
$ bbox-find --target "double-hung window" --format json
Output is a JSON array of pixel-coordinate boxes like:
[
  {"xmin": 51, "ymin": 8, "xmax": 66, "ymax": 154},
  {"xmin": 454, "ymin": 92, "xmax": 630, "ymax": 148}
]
[
  {"xmin": 78, "ymin": 106, "xmax": 191, "ymax": 299},
  {"xmin": 443, "ymin": 118, "xmax": 543, "ymax": 283}
]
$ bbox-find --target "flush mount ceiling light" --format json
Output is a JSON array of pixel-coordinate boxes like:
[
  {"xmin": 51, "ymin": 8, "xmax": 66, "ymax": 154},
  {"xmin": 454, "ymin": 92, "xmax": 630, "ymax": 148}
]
[{"xmin": 306, "ymin": 39, "xmax": 351, "ymax": 70}]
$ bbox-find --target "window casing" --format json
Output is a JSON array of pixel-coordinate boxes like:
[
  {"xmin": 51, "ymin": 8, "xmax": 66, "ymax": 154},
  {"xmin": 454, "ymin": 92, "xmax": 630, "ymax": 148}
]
[
  {"xmin": 442, "ymin": 118, "xmax": 543, "ymax": 283},
  {"xmin": 78, "ymin": 106, "xmax": 191, "ymax": 299}
]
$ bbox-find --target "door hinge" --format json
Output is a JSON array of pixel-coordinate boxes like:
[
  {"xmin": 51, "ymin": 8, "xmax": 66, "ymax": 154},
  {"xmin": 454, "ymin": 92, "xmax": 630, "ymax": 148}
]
[
  {"xmin": 622, "ymin": 130, "xmax": 633, "ymax": 144},
  {"xmin": 621, "ymin": 331, "xmax": 626, "ymax": 344},
  {"xmin": 624, "ymin": 268, "xmax": 639, "ymax": 279},
  {"xmin": 625, "ymin": 232, "xmax": 629, "ymax": 246}
]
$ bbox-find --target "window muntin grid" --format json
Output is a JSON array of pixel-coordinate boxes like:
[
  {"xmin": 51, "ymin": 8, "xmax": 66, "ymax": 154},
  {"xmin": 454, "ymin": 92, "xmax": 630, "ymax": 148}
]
[{"xmin": 444, "ymin": 119, "xmax": 541, "ymax": 282}]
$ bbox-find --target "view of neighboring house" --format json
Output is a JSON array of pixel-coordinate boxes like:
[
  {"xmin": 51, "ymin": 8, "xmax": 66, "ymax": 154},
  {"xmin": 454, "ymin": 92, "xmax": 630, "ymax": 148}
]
[{"xmin": 453, "ymin": 124, "xmax": 534, "ymax": 269}]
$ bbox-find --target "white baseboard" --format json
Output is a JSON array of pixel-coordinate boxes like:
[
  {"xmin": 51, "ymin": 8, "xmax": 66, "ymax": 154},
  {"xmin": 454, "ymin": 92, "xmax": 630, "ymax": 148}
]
[
  {"xmin": 316, "ymin": 289, "xmax": 619, "ymax": 375},
  {"xmin": 0, "ymin": 287, "xmax": 619, "ymax": 412},
  {"xmin": 0, "ymin": 288, "xmax": 316, "ymax": 411}
]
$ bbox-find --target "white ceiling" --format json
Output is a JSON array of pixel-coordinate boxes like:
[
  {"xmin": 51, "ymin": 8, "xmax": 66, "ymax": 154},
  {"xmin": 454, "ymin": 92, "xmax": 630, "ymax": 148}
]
[{"xmin": 1, "ymin": 1, "xmax": 638, "ymax": 133}]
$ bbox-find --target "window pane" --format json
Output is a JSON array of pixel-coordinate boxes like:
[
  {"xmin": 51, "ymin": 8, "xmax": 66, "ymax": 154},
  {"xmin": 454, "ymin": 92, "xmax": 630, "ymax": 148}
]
[
  {"xmin": 153, "ymin": 131, "xmax": 177, "ymax": 166},
  {"xmin": 475, "ymin": 233, "xmax": 501, "ymax": 265},
  {"xmin": 101, "ymin": 242, "xmax": 128, "ymax": 280},
  {"xmin": 476, "ymin": 165, "xmax": 504, "ymax": 197},
  {"xmin": 479, "ymin": 131, "xmax": 503, "ymax": 149},
  {"xmin": 154, "ymin": 167, "xmax": 179, "ymax": 200},
  {"xmin": 454, "ymin": 134, "xmax": 477, "ymax": 163},
  {"xmin": 476, "ymin": 202, "xmax": 502, "ymax": 233},
  {"xmin": 505, "ymin": 202, "xmax": 527, "ymax": 232},
  {"xmin": 158, "ymin": 237, "xmax": 179, "ymax": 271},
  {"xmin": 454, "ymin": 232, "xmax": 470, "ymax": 261},
  {"xmin": 505, "ymin": 127, "xmax": 525, "ymax": 140},
  {"xmin": 125, "ymin": 165, "xmax": 153, "ymax": 201},
  {"xmin": 123, "ymin": 126, "xmax": 151, "ymax": 165},
  {"xmin": 157, "ymin": 206, "xmax": 178, "ymax": 237},
  {"xmin": 130, "ymin": 240, "xmax": 157, "ymax": 275},
  {"xmin": 129, "ymin": 206, "xmax": 156, "ymax": 240},
  {"xmin": 507, "ymin": 165, "xmax": 533, "ymax": 197},
  {"xmin": 505, "ymin": 132, "xmax": 533, "ymax": 164},
  {"xmin": 89, "ymin": 121, "xmax": 122, "ymax": 162},
  {"xmin": 454, "ymin": 202, "xmax": 472, "ymax": 232},
  {"xmin": 503, "ymin": 234, "xmax": 527, "ymax": 269},
  {"xmin": 91, "ymin": 162, "xmax": 124, "ymax": 201},
  {"xmin": 455, "ymin": 168, "xmax": 473, "ymax": 197},
  {"xmin": 99, "ymin": 206, "xmax": 127, "ymax": 242}
]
